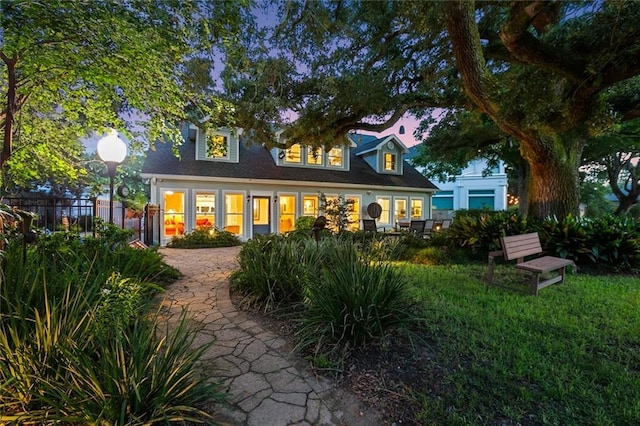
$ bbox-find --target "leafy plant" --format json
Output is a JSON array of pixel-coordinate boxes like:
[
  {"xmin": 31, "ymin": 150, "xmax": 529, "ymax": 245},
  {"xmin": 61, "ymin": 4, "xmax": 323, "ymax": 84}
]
[
  {"xmin": 297, "ymin": 258, "xmax": 417, "ymax": 354},
  {"xmin": 231, "ymin": 234, "xmax": 322, "ymax": 310},
  {"xmin": 167, "ymin": 226, "xmax": 241, "ymax": 248}
]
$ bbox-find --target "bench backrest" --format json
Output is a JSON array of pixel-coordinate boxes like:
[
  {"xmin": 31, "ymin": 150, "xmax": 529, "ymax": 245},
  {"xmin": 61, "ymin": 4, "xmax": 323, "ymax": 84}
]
[{"xmin": 500, "ymin": 232, "xmax": 542, "ymax": 261}]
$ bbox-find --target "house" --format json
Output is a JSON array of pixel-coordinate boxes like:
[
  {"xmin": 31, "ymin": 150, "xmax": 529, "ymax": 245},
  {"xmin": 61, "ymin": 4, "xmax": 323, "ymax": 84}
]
[
  {"xmin": 141, "ymin": 126, "xmax": 438, "ymax": 244},
  {"xmin": 405, "ymin": 147, "xmax": 508, "ymax": 219}
]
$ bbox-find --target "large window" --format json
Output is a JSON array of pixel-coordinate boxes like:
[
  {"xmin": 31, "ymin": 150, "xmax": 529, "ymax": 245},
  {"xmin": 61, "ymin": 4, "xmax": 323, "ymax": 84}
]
[
  {"xmin": 303, "ymin": 195, "xmax": 318, "ymax": 216},
  {"xmin": 384, "ymin": 153, "xmax": 396, "ymax": 171},
  {"xmin": 206, "ymin": 133, "xmax": 228, "ymax": 159},
  {"xmin": 224, "ymin": 193, "xmax": 244, "ymax": 235},
  {"xmin": 163, "ymin": 191, "xmax": 185, "ymax": 236},
  {"xmin": 377, "ymin": 197, "xmax": 390, "ymax": 224},
  {"xmin": 328, "ymin": 147, "xmax": 343, "ymax": 167},
  {"xmin": 195, "ymin": 193, "xmax": 215, "ymax": 228},
  {"xmin": 469, "ymin": 189, "xmax": 495, "ymax": 210},
  {"xmin": 394, "ymin": 198, "xmax": 408, "ymax": 223},
  {"xmin": 432, "ymin": 190, "xmax": 454, "ymax": 210},
  {"xmin": 285, "ymin": 144, "xmax": 302, "ymax": 163},
  {"xmin": 307, "ymin": 147, "xmax": 323, "ymax": 165},
  {"xmin": 279, "ymin": 195, "xmax": 296, "ymax": 233},
  {"xmin": 411, "ymin": 198, "xmax": 423, "ymax": 219}
]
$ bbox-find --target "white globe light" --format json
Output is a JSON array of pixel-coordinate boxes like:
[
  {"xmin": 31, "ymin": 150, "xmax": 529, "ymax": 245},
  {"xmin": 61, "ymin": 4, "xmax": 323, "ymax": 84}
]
[{"xmin": 97, "ymin": 129, "xmax": 127, "ymax": 164}]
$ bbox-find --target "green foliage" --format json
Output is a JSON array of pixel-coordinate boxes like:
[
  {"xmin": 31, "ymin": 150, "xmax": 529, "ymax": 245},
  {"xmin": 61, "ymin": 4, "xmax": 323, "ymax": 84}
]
[
  {"xmin": 233, "ymin": 234, "xmax": 419, "ymax": 360},
  {"xmin": 295, "ymin": 215, "xmax": 316, "ymax": 231},
  {"xmin": 93, "ymin": 273, "xmax": 148, "ymax": 342},
  {"xmin": 539, "ymin": 215, "xmax": 640, "ymax": 272},
  {"xmin": 167, "ymin": 226, "xmax": 241, "ymax": 249},
  {"xmin": 223, "ymin": 1, "xmax": 640, "ymax": 220},
  {"xmin": 319, "ymin": 193, "xmax": 354, "ymax": 233},
  {"xmin": 0, "ymin": 214, "xmax": 222, "ymax": 423},
  {"xmin": 579, "ymin": 180, "xmax": 615, "ymax": 218},
  {"xmin": 445, "ymin": 210, "xmax": 640, "ymax": 272},
  {"xmin": 446, "ymin": 210, "xmax": 530, "ymax": 257},
  {"xmin": 231, "ymin": 234, "xmax": 322, "ymax": 310},
  {"xmin": 1, "ymin": 0, "xmax": 253, "ymax": 187},
  {"xmin": 297, "ymin": 258, "xmax": 416, "ymax": 355}
]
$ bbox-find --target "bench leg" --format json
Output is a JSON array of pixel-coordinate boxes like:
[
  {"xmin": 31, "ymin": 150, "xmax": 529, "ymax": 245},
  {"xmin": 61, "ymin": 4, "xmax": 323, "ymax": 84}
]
[{"xmin": 530, "ymin": 273, "xmax": 540, "ymax": 296}]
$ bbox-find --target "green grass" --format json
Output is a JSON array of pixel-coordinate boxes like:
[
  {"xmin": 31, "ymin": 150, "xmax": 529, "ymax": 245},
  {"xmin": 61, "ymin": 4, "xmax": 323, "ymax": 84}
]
[{"xmin": 403, "ymin": 263, "xmax": 640, "ymax": 425}]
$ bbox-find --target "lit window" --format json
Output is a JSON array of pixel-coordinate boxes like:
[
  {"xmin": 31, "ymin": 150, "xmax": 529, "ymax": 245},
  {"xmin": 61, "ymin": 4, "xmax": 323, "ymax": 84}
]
[
  {"xmin": 224, "ymin": 193, "xmax": 243, "ymax": 235},
  {"xmin": 377, "ymin": 197, "xmax": 390, "ymax": 224},
  {"xmin": 279, "ymin": 195, "xmax": 296, "ymax": 233},
  {"xmin": 285, "ymin": 144, "xmax": 301, "ymax": 163},
  {"xmin": 411, "ymin": 198, "xmax": 423, "ymax": 219},
  {"xmin": 195, "ymin": 193, "xmax": 215, "ymax": 229},
  {"xmin": 303, "ymin": 195, "xmax": 318, "ymax": 216},
  {"xmin": 328, "ymin": 147, "xmax": 343, "ymax": 167},
  {"xmin": 394, "ymin": 198, "xmax": 408, "ymax": 222},
  {"xmin": 384, "ymin": 153, "xmax": 396, "ymax": 171},
  {"xmin": 206, "ymin": 133, "xmax": 228, "ymax": 158},
  {"xmin": 164, "ymin": 191, "xmax": 185, "ymax": 236},
  {"xmin": 307, "ymin": 147, "xmax": 323, "ymax": 165}
]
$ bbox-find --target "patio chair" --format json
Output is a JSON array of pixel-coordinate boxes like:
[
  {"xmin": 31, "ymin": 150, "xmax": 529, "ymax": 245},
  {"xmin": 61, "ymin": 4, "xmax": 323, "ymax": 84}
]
[
  {"xmin": 441, "ymin": 219, "xmax": 452, "ymax": 230},
  {"xmin": 409, "ymin": 220, "xmax": 426, "ymax": 235},
  {"xmin": 362, "ymin": 219, "xmax": 378, "ymax": 232},
  {"xmin": 423, "ymin": 219, "xmax": 436, "ymax": 237}
]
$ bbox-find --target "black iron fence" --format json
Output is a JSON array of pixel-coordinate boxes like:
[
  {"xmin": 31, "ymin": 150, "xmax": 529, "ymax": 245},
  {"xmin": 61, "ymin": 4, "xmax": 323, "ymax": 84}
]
[{"xmin": 1, "ymin": 196, "xmax": 159, "ymax": 245}]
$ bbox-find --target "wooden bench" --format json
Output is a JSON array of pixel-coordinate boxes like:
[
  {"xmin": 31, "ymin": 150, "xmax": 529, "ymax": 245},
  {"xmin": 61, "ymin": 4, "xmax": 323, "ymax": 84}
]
[{"xmin": 486, "ymin": 232, "xmax": 575, "ymax": 295}]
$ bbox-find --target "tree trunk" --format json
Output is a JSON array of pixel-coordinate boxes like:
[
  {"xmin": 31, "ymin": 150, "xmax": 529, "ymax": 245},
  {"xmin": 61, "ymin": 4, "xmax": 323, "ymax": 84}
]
[
  {"xmin": 515, "ymin": 158, "xmax": 529, "ymax": 216},
  {"xmin": 444, "ymin": 1, "xmax": 584, "ymax": 220},
  {"xmin": 615, "ymin": 196, "xmax": 638, "ymax": 215},
  {"xmin": 1, "ymin": 52, "xmax": 18, "ymax": 168},
  {"xmin": 521, "ymin": 137, "xmax": 582, "ymax": 219}
]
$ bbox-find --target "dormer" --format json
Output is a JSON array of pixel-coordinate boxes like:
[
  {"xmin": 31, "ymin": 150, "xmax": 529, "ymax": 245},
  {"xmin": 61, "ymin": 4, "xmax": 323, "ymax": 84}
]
[
  {"xmin": 352, "ymin": 134, "xmax": 408, "ymax": 175},
  {"xmin": 190, "ymin": 124, "xmax": 241, "ymax": 163},
  {"xmin": 270, "ymin": 136, "xmax": 356, "ymax": 171}
]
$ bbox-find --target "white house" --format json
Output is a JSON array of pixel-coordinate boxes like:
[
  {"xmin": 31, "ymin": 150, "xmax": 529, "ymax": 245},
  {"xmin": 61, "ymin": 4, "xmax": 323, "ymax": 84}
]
[{"xmin": 141, "ymin": 128, "xmax": 438, "ymax": 244}]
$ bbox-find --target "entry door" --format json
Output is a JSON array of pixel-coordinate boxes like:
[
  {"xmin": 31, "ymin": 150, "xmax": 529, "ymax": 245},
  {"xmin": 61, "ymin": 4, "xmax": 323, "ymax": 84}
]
[{"xmin": 252, "ymin": 197, "xmax": 271, "ymax": 235}]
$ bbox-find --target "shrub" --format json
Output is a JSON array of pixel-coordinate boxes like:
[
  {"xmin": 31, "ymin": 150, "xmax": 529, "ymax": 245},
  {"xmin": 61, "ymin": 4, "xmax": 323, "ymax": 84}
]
[
  {"xmin": 0, "ymin": 222, "xmax": 223, "ymax": 424},
  {"xmin": 539, "ymin": 215, "xmax": 640, "ymax": 272},
  {"xmin": 231, "ymin": 234, "xmax": 323, "ymax": 310},
  {"xmin": 167, "ymin": 226, "xmax": 241, "ymax": 248},
  {"xmin": 297, "ymin": 258, "xmax": 416, "ymax": 354},
  {"xmin": 295, "ymin": 215, "xmax": 316, "ymax": 231},
  {"xmin": 446, "ymin": 209, "xmax": 531, "ymax": 257}
]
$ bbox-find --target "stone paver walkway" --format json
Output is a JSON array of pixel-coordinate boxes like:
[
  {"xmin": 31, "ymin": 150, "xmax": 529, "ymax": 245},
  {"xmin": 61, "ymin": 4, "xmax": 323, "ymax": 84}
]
[{"xmin": 156, "ymin": 247, "xmax": 381, "ymax": 426}]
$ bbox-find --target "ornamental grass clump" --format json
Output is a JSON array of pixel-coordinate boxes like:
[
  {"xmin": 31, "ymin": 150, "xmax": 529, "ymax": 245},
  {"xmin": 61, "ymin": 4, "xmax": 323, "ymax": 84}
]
[
  {"xmin": 0, "ymin": 226, "xmax": 225, "ymax": 424},
  {"xmin": 231, "ymin": 234, "xmax": 322, "ymax": 310},
  {"xmin": 296, "ymin": 257, "xmax": 416, "ymax": 354}
]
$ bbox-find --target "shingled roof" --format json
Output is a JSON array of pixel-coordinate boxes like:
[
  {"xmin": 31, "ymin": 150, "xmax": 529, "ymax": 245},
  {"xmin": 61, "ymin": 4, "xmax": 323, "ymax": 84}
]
[{"xmin": 142, "ymin": 137, "xmax": 438, "ymax": 190}]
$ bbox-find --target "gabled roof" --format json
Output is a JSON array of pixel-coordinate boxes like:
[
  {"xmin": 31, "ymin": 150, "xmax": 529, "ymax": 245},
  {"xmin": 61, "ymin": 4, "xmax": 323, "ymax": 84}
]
[
  {"xmin": 142, "ymin": 137, "xmax": 438, "ymax": 191},
  {"xmin": 351, "ymin": 134, "xmax": 409, "ymax": 156}
]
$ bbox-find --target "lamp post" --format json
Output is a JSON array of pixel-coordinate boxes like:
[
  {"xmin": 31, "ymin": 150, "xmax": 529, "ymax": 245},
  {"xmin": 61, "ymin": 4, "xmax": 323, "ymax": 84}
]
[{"xmin": 97, "ymin": 129, "xmax": 127, "ymax": 224}]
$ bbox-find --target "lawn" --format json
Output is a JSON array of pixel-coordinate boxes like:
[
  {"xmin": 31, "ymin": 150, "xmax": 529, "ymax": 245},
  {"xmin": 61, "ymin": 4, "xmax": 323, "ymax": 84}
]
[{"xmin": 401, "ymin": 264, "xmax": 640, "ymax": 425}]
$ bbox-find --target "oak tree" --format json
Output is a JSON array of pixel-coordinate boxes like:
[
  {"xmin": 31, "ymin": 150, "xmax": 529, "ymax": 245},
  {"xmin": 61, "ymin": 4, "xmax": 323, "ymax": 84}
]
[
  {"xmin": 224, "ymin": 1, "xmax": 640, "ymax": 220},
  {"xmin": 1, "ymin": 0, "xmax": 250, "ymax": 190}
]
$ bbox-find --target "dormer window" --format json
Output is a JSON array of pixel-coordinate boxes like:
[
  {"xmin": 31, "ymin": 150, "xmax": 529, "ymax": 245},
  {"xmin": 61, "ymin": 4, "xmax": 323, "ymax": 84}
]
[
  {"xmin": 307, "ymin": 147, "xmax": 323, "ymax": 165},
  {"xmin": 285, "ymin": 144, "xmax": 302, "ymax": 163},
  {"xmin": 328, "ymin": 147, "xmax": 343, "ymax": 167},
  {"xmin": 384, "ymin": 153, "xmax": 396, "ymax": 171},
  {"xmin": 206, "ymin": 133, "xmax": 229, "ymax": 159}
]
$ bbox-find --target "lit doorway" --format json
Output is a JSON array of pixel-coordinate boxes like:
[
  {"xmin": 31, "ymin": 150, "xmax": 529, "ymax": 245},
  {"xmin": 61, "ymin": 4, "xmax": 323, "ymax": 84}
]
[{"xmin": 252, "ymin": 196, "xmax": 271, "ymax": 235}]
